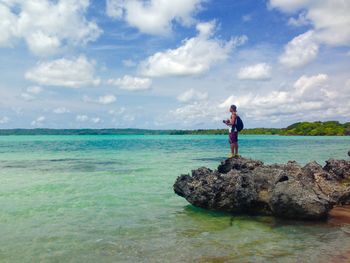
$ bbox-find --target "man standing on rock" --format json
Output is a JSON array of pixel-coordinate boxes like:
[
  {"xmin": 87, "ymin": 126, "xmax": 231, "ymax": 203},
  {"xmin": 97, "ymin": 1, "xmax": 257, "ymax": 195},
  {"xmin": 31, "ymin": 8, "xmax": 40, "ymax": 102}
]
[{"xmin": 224, "ymin": 105, "xmax": 239, "ymax": 158}]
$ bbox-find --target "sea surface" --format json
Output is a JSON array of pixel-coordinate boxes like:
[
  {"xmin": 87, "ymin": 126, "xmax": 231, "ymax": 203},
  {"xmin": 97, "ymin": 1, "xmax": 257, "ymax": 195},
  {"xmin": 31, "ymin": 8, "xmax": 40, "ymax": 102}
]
[{"xmin": 0, "ymin": 135, "xmax": 350, "ymax": 263}]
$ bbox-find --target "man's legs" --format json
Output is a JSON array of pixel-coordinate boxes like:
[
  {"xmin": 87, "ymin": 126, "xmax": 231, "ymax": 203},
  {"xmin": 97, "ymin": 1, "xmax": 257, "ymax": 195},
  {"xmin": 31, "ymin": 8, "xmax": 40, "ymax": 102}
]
[
  {"xmin": 230, "ymin": 143, "xmax": 235, "ymax": 155},
  {"xmin": 233, "ymin": 132, "xmax": 239, "ymax": 156},
  {"xmin": 229, "ymin": 132, "xmax": 239, "ymax": 157}
]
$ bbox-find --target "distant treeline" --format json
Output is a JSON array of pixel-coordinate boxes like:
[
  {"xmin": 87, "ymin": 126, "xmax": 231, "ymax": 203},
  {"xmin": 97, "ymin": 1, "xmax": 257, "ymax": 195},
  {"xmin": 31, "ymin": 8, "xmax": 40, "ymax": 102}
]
[
  {"xmin": 280, "ymin": 121, "xmax": 350, "ymax": 136},
  {"xmin": 0, "ymin": 128, "xmax": 170, "ymax": 136},
  {"xmin": 0, "ymin": 121, "xmax": 349, "ymax": 136},
  {"xmin": 178, "ymin": 121, "xmax": 350, "ymax": 136},
  {"xmin": 168, "ymin": 128, "xmax": 280, "ymax": 135}
]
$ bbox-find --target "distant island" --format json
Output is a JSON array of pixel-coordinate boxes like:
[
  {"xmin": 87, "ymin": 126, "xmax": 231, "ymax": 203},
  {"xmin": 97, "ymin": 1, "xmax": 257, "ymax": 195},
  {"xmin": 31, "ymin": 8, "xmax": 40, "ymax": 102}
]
[{"xmin": 0, "ymin": 121, "xmax": 349, "ymax": 136}]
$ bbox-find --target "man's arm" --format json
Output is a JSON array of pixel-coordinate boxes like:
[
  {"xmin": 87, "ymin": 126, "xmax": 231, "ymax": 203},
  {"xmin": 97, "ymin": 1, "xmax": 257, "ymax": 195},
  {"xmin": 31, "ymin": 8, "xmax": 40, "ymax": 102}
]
[{"xmin": 228, "ymin": 113, "xmax": 236, "ymax": 126}]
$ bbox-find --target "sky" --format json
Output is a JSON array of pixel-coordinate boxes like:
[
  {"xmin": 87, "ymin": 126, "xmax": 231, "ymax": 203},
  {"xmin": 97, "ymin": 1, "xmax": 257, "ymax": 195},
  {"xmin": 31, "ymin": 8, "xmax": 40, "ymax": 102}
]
[{"xmin": 0, "ymin": 0, "xmax": 349, "ymax": 129}]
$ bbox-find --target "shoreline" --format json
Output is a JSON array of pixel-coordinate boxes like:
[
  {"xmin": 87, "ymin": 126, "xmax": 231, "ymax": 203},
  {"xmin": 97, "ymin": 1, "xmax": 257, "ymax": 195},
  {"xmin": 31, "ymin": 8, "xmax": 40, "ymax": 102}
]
[
  {"xmin": 0, "ymin": 121, "xmax": 349, "ymax": 136},
  {"xmin": 0, "ymin": 133, "xmax": 349, "ymax": 137}
]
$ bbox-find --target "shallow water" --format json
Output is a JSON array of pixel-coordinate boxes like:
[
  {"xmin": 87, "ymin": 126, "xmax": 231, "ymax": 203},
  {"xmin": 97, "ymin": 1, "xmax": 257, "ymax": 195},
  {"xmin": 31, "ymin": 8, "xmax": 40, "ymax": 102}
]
[{"xmin": 0, "ymin": 135, "xmax": 349, "ymax": 262}]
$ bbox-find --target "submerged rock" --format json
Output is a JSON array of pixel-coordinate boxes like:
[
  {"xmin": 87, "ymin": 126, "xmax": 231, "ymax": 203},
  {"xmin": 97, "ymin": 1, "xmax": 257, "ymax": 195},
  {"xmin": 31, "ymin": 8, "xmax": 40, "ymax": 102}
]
[{"xmin": 174, "ymin": 157, "xmax": 350, "ymax": 220}]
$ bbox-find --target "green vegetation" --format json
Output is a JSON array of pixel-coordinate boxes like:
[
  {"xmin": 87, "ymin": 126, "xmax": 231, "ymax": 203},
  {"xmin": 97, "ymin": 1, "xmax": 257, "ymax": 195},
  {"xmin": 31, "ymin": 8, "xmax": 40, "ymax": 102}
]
[
  {"xmin": 240, "ymin": 128, "xmax": 281, "ymax": 135},
  {"xmin": 280, "ymin": 121, "xmax": 350, "ymax": 136},
  {"xmin": 0, "ymin": 121, "xmax": 349, "ymax": 136},
  {"xmin": 169, "ymin": 128, "xmax": 281, "ymax": 135}
]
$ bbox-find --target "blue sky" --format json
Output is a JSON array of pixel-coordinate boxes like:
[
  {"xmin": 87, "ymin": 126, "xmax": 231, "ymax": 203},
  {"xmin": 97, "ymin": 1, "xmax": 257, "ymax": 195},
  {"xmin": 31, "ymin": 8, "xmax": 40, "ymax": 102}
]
[{"xmin": 0, "ymin": 0, "xmax": 349, "ymax": 129}]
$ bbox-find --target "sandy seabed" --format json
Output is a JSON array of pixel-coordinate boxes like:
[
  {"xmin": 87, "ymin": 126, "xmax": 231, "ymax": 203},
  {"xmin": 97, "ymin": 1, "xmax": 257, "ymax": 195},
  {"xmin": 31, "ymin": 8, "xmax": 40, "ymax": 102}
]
[{"xmin": 329, "ymin": 205, "xmax": 350, "ymax": 263}]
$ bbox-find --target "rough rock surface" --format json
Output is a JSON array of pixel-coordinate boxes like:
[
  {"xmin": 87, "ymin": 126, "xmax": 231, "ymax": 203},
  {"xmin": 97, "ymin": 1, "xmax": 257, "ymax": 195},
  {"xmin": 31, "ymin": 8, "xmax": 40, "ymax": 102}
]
[{"xmin": 174, "ymin": 156, "xmax": 350, "ymax": 220}]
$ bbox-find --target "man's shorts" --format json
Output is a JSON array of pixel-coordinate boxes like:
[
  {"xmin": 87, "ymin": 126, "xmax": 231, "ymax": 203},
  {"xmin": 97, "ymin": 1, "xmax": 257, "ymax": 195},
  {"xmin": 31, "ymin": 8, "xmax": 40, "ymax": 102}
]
[{"xmin": 229, "ymin": 131, "xmax": 238, "ymax": 144}]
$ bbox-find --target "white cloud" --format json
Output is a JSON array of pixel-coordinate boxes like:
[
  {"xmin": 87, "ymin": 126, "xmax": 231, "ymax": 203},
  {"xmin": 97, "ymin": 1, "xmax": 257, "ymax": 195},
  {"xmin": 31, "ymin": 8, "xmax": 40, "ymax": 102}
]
[
  {"xmin": 83, "ymin": 94, "xmax": 117, "ymax": 104},
  {"xmin": 219, "ymin": 94, "xmax": 261, "ymax": 110},
  {"xmin": 237, "ymin": 63, "xmax": 272, "ymax": 80},
  {"xmin": 20, "ymin": 92, "xmax": 35, "ymax": 101},
  {"xmin": 242, "ymin": 14, "xmax": 252, "ymax": 22},
  {"xmin": 20, "ymin": 86, "xmax": 43, "ymax": 101},
  {"xmin": 98, "ymin": 95, "xmax": 117, "ymax": 104},
  {"xmin": 108, "ymin": 75, "xmax": 152, "ymax": 91},
  {"xmin": 0, "ymin": 116, "xmax": 10, "ymax": 124},
  {"xmin": 76, "ymin": 114, "xmax": 101, "ymax": 124},
  {"xmin": 221, "ymin": 75, "xmax": 330, "ymax": 111},
  {"xmin": 140, "ymin": 21, "xmax": 247, "ymax": 77},
  {"xmin": 288, "ymin": 12, "xmax": 310, "ymax": 27},
  {"xmin": 91, "ymin": 117, "xmax": 100, "ymax": 124},
  {"xmin": 270, "ymin": 0, "xmax": 350, "ymax": 46},
  {"xmin": 108, "ymin": 107, "xmax": 126, "ymax": 115},
  {"xmin": 106, "ymin": 0, "xmax": 124, "ymax": 19},
  {"xmin": 0, "ymin": 0, "xmax": 102, "ymax": 56},
  {"xmin": 293, "ymin": 74, "xmax": 329, "ymax": 98},
  {"xmin": 177, "ymin": 88, "xmax": 208, "ymax": 103},
  {"xmin": 53, "ymin": 107, "xmax": 70, "ymax": 114},
  {"xmin": 219, "ymin": 73, "xmax": 350, "ymax": 122},
  {"xmin": 25, "ymin": 55, "xmax": 101, "ymax": 88},
  {"xmin": 0, "ymin": 3, "xmax": 16, "ymax": 47},
  {"xmin": 271, "ymin": 1, "xmax": 350, "ymax": 69},
  {"xmin": 26, "ymin": 86, "xmax": 42, "ymax": 94},
  {"xmin": 12, "ymin": 107, "xmax": 23, "ymax": 115},
  {"xmin": 26, "ymin": 31, "xmax": 61, "ymax": 57},
  {"xmin": 109, "ymin": 108, "xmax": 136, "ymax": 125},
  {"xmin": 76, "ymin": 115, "xmax": 89, "ymax": 122},
  {"xmin": 269, "ymin": 0, "xmax": 311, "ymax": 13},
  {"xmin": 347, "ymin": 79, "xmax": 350, "ymax": 87},
  {"xmin": 279, "ymin": 30, "xmax": 318, "ymax": 68},
  {"xmin": 309, "ymin": 1, "xmax": 350, "ymax": 46},
  {"xmin": 31, "ymin": 116, "xmax": 45, "ymax": 126},
  {"xmin": 122, "ymin": 114, "xmax": 135, "ymax": 122},
  {"xmin": 122, "ymin": 59, "xmax": 136, "ymax": 67},
  {"xmin": 168, "ymin": 101, "xmax": 223, "ymax": 126},
  {"xmin": 106, "ymin": 0, "xmax": 203, "ymax": 35},
  {"xmin": 169, "ymin": 73, "xmax": 350, "ymax": 127}
]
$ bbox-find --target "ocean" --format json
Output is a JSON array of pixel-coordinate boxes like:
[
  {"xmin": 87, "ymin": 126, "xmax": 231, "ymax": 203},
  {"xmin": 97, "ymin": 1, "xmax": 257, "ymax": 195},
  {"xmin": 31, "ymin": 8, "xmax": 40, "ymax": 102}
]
[{"xmin": 0, "ymin": 135, "xmax": 349, "ymax": 262}]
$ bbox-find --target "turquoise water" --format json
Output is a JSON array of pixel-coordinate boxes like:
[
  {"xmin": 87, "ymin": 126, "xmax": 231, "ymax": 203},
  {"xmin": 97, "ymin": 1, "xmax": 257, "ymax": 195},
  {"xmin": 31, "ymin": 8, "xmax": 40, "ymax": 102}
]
[{"xmin": 0, "ymin": 135, "xmax": 350, "ymax": 263}]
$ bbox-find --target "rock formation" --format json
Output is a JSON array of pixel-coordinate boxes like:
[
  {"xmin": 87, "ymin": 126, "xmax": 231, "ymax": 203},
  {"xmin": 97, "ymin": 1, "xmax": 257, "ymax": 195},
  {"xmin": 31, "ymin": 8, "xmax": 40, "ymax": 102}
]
[{"xmin": 174, "ymin": 156, "xmax": 350, "ymax": 220}]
